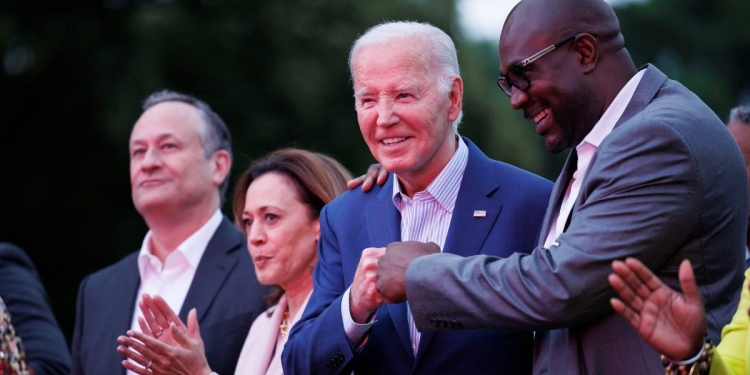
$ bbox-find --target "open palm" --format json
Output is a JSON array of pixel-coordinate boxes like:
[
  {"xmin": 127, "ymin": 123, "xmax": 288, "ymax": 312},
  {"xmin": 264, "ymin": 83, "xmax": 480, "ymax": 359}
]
[{"xmin": 608, "ymin": 257, "xmax": 706, "ymax": 360}]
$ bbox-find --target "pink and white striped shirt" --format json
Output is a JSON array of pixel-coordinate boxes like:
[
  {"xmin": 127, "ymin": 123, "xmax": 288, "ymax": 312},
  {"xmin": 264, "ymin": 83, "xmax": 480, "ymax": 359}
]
[{"xmin": 393, "ymin": 137, "xmax": 468, "ymax": 355}]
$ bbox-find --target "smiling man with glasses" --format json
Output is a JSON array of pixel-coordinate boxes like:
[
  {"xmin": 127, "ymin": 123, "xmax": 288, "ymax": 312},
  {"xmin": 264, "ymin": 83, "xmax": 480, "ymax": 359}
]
[
  {"xmin": 374, "ymin": 0, "xmax": 749, "ymax": 374},
  {"xmin": 496, "ymin": 34, "xmax": 578, "ymax": 96}
]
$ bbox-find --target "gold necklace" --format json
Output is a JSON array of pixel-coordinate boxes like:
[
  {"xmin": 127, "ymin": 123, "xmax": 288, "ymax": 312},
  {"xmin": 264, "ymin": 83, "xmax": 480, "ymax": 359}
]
[{"xmin": 279, "ymin": 310, "xmax": 290, "ymax": 337}]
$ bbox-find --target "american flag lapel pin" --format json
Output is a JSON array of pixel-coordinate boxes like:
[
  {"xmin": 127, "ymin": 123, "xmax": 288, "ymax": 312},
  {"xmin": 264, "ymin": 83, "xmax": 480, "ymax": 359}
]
[{"xmin": 473, "ymin": 210, "xmax": 487, "ymax": 218}]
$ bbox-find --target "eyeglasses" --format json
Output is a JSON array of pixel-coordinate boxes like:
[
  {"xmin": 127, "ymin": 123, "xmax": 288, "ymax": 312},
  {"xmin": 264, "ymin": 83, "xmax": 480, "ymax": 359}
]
[{"xmin": 496, "ymin": 34, "xmax": 578, "ymax": 97}]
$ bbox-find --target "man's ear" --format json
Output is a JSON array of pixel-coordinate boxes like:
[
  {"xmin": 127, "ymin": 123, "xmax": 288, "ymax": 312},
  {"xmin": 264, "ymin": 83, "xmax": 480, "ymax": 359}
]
[
  {"xmin": 447, "ymin": 76, "xmax": 464, "ymax": 122},
  {"xmin": 573, "ymin": 33, "xmax": 599, "ymax": 74},
  {"xmin": 212, "ymin": 149, "xmax": 231, "ymax": 187}
]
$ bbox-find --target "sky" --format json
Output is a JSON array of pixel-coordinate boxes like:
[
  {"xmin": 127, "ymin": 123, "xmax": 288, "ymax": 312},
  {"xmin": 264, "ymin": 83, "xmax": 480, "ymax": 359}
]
[{"xmin": 457, "ymin": 0, "xmax": 648, "ymax": 41}]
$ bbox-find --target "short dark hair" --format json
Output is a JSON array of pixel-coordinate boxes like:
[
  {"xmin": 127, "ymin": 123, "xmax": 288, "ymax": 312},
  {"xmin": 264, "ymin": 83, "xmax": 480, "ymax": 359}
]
[
  {"xmin": 142, "ymin": 90, "xmax": 233, "ymax": 200},
  {"xmin": 729, "ymin": 105, "xmax": 750, "ymax": 125}
]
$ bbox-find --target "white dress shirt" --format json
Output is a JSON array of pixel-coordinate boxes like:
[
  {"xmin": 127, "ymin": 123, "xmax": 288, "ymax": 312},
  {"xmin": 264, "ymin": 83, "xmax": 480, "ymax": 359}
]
[
  {"xmin": 543, "ymin": 70, "xmax": 646, "ymax": 248},
  {"xmin": 126, "ymin": 209, "xmax": 223, "ymax": 375}
]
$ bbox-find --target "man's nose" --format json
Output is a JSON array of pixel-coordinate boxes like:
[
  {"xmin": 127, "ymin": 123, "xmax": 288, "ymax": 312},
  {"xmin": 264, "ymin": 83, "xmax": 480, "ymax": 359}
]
[
  {"xmin": 509, "ymin": 87, "xmax": 529, "ymax": 111},
  {"xmin": 376, "ymin": 100, "xmax": 398, "ymax": 127},
  {"xmin": 140, "ymin": 148, "xmax": 162, "ymax": 170}
]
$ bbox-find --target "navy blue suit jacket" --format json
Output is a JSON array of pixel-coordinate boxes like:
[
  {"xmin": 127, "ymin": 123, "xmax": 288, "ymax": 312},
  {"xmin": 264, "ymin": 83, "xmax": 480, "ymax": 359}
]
[
  {"xmin": 283, "ymin": 138, "xmax": 553, "ymax": 374},
  {"xmin": 71, "ymin": 216, "xmax": 268, "ymax": 375},
  {"xmin": 0, "ymin": 243, "xmax": 70, "ymax": 375}
]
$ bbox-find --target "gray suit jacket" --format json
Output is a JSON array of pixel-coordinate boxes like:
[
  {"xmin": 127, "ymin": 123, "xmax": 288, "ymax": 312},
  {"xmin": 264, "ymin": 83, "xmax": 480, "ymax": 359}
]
[{"xmin": 405, "ymin": 65, "xmax": 749, "ymax": 374}]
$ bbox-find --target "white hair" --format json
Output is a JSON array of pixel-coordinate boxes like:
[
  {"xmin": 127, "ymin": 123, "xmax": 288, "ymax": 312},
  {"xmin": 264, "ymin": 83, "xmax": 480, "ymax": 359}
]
[{"xmin": 348, "ymin": 21, "xmax": 463, "ymax": 132}]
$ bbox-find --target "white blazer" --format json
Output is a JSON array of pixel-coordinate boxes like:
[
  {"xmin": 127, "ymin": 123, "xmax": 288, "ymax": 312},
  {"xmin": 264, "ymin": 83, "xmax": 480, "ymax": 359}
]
[{"xmin": 234, "ymin": 292, "xmax": 311, "ymax": 375}]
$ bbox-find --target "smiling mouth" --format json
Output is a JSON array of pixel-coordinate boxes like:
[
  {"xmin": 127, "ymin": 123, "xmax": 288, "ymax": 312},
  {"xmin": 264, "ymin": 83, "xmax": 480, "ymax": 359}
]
[
  {"xmin": 382, "ymin": 137, "xmax": 407, "ymax": 145},
  {"xmin": 532, "ymin": 108, "xmax": 550, "ymax": 125}
]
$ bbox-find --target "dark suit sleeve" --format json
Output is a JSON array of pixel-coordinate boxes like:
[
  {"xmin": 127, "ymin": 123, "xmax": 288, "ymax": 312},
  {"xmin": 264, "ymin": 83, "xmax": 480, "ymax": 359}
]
[
  {"xmin": 0, "ymin": 243, "xmax": 72, "ymax": 375},
  {"xmin": 406, "ymin": 119, "xmax": 723, "ymax": 332},
  {"xmin": 282, "ymin": 204, "xmax": 358, "ymax": 375}
]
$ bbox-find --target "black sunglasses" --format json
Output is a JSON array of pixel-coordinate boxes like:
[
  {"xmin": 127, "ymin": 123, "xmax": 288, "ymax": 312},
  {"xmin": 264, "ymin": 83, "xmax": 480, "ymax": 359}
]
[{"xmin": 496, "ymin": 34, "xmax": 578, "ymax": 97}]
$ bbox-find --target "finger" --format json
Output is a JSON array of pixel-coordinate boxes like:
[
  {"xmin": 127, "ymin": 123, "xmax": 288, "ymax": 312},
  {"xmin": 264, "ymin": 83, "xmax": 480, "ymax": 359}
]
[
  {"xmin": 620, "ymin": 258, "xmax": 664, "ymax": 301},
  {"xmin": 608, "ymin": 273, "xmax": 644, "ymax": 312},
  {"xmin": 362, "ymin": 247, "xmax": 386, "ymax": 259},
  {"xmin": 362, "ymin": 164, "xmax": 382, "ymax": 191},
  {"xmin": 151, "ymin": 295, "xmax": 187, "ymax": 332},
  {"xmin": 141, "ymin": 295, "xmax": 170, "ymax": 335},
  {"xmin": 376, "ymin": 165, "xmax": 388, "ymax": 185},
  {"xmin": 121, "ymin": 359, "xmax": 150, "ymax": 375},
  {"xmin": 423, "ymin": 242, "xmax": 441, "ymax": 254},
  {"xmin": 610, "ymin": 298, "xmax": 642, "ymax": 329},
  {"xmin": 346, "ymin": 175, "xmax": 365, "ymax": 190},
  {"xmin": 186, "ymin": 308, "xmax": 202, "ymax": 340},
  {"xmin": 361, "ymin": 178, "xmax": 374, "ymax": 192},
  {"xmin": 169, "ymin": 323, "xmax": 188, "ymax": 348},
  {"xmin": 677, "ymin": 259, "xmax": 703, "ymax": 305},
  {"xmin": 138, "ymin": 295, "xmax": 163, "ymax": 337},
  {"xmin": 126, "ymin": 330, "xmax": 171, "ymax": 357},
  {"xmin": 137, "ymin": 317, "xmax": 151, "ymax": 336},
  {"xmin": 116, "ymin": 338, "xmax": 151, "ymax": 369},
  {"xmin": 116, "ymin": 342, "xmax": 148, "ymax": 365}
]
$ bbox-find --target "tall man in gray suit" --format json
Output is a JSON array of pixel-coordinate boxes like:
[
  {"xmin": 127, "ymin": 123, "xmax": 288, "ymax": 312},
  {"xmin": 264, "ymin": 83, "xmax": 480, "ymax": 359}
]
[
  {"xmin": 375, "ymin": 0, "xmax": 749, "ymax": 373},
  {"xmin": 71, "ymin": 90, "xmax": 267, "ymax": 375}
]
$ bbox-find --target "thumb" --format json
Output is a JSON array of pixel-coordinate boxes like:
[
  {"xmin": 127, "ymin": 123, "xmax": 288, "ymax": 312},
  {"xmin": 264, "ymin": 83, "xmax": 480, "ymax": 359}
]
[{"xmin": 678, "ymin": 259, "xmax": 702, "ymax": 305}]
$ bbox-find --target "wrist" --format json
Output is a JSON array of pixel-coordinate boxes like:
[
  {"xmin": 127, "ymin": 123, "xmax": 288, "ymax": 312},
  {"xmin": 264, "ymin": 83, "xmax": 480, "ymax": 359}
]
[
  {"xmin": 349, "ymin": 294, "xmax": 374, "ymax": 324},
  {"xmin": 662, "ymin": 336, "xmax": 713, "ymax": 375}
]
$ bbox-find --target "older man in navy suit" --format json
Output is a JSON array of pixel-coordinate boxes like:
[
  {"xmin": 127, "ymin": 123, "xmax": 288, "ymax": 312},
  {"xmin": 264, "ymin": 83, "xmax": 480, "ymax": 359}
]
[
  {"xmin": 71, "ymin": 91, "xmax": 267, "ymax": 375},
  {"xmin": 282, "ymin": 21, "xmax": 552, "ymax": 374}
]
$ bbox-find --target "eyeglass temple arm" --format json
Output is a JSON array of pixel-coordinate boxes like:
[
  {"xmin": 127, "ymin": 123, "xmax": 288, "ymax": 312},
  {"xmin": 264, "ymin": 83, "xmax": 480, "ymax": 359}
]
[{"xmin": 520, "ymin": 35, "xmax": 578, "ymax": 66}]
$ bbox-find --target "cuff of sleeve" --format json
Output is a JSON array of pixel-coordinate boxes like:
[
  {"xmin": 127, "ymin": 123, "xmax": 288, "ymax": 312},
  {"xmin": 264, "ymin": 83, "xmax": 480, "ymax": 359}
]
[{"xmin": 341, "ymin": 287, "xmax": 377, "ymax": 347}]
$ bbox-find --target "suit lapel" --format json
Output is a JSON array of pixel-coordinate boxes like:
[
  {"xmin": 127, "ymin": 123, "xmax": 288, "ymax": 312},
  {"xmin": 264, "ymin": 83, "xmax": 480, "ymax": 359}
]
[
  {"xmin": 571, "ymin": 65, "xmax": 665, "ymax": 221},
  {"xmin": 537, "ymin": 150, "xmax": 577, "ymax": 247},
  {"xmin": 615, "ymin": 64, "xmax": 666, "ymax": 129},
  {"xmin": 365, "ymin": 176, "xmax": 401, "ymax": 246},
  {"xmin": 365, "ymin": 176, "xmax": 413, "ymax": 358},
  {"xmin": 112, "ymin": 256, "xmax": 141, "ymax": 375},
  {"xmin": 179, "ymin": 217, "xmax": 241, "ymax": 322}
]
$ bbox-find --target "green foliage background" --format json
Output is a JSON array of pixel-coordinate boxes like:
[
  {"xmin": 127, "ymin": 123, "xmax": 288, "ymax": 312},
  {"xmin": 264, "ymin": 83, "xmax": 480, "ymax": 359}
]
[{"xmin": 0, "ymin": 0, "xmax": 747, "ymax": 345}]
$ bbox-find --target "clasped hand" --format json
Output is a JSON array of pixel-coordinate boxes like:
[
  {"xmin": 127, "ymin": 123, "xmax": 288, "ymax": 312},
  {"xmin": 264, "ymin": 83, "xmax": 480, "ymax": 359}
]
[
  {"xmin": 116, "ymin": 294, "xmax": 212, "ymax": 375},
  {"xmin": 349, "ymin": 240, "xmax": 441, "ymax": 321}
]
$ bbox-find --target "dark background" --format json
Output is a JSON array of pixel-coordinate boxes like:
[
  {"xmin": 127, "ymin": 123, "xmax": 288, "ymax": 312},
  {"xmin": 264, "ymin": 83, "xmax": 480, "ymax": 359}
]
[{"xmin": 1, "ymin": 0, "xmax": 748, "ymax": 346}]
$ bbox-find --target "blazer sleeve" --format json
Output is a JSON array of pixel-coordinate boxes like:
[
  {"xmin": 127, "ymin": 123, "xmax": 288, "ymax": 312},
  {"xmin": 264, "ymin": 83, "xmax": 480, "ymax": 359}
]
[
  {"xmin": 710, "ymin": 269, "xmax": 750, "ymax": 375},
  {"xmin": 406, "ymin": 119, "xmax": 712, "ymax": 332},
  {"xmin": 282, "ymin": 204, "xmax": 358, "ymax": 375},
  {"xmin": 0, "ymin": 243, "xmax": 71, "ymax": 375}
]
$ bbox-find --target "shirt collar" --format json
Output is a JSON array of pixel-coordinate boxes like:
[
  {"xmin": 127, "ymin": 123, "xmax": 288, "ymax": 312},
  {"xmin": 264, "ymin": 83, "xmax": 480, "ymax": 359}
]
[
  {"xmin": 391, "ymin": 136, "xmax": 468, "ymax": 213},
  {"xmin": 137, "ymin": 209, "xmax": 224, "ymax": 272},
  {"xmin": 579, "ymin": 68, "xmax": 646, "ymax": 150}
]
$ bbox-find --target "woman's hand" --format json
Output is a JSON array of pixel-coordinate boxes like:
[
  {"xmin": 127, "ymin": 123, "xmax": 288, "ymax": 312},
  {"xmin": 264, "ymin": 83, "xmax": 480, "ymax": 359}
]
[{"xmin": 608, "ymin": 257, "xmax": 707, "ymax": 360}]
